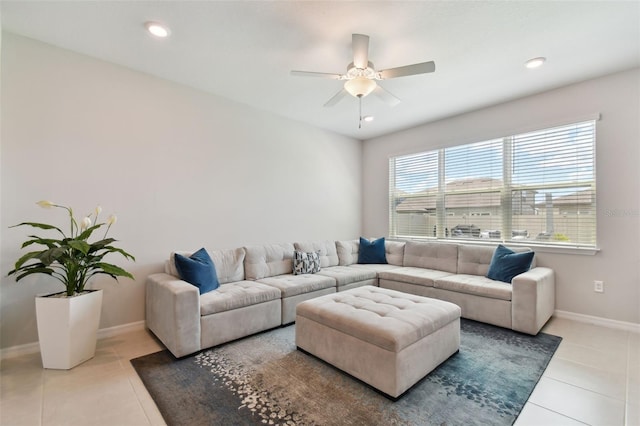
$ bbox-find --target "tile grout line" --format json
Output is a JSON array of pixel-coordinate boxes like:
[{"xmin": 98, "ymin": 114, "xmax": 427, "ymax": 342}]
[
  {"xmin": 530, "ymin": 376, "xmax": 627, "ymax": 425},
  {"xmin": 553, "ymin": 340, "xmax": 629, "ymax": 376},
  {"xmin": 526, "ymin": 401, "xmax": 591, "ymax": 425},
  {"xmin": 541, "ymin": 372, "xmax": 628, "ymax": 404},
  {"xmin": 553, "ymin": 353, "xmax": 626, "ymax": 372},
  {"xmin": 39, "ymin": 360, "xmax": 45, "ymax": 426},
  {"xmin": 111, "ymin": 334, "xmax": 162, "ymax": 425},
  {"xmin": 125, "ymin": 370, "xmax": 155, "ymax": 425},
  {"xmin": 624, "ymin": 332, "xmax": 631, "ymax": 426}
]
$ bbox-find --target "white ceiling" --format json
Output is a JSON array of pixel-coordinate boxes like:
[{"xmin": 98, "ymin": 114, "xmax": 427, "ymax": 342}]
[{"xmin": 2, "ymin": 1, "xmax": 639, "ymax": 140}]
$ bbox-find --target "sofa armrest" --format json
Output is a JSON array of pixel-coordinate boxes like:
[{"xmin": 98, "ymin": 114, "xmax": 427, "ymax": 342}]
[
  {"xmin": 511, "ymin": 267, "xmax": 555, "ymax": 335},
  {"xmin": 146, "ymin": 273, "xmax": 201, "ymax": 357}
]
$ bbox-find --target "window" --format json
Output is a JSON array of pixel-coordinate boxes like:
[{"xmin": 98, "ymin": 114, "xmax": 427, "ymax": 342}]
[{"xmin": 389, "ymin": 120, "xmax": 596, "ymax": 247}]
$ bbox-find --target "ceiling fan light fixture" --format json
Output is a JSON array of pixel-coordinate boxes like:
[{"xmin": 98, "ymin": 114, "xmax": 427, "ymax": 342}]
[
  {"xmin": 346, "ymin": 62, "xmax": 377, "ymax": 79},
  {"xmin": 344, "ymin": 77, "xmax": 377, "ymax": 98}
]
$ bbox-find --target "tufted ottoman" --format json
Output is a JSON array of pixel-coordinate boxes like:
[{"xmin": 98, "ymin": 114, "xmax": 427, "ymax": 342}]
[{"xmin": 295, "ymin": 285, "xmax": 461, "ymax": 398}]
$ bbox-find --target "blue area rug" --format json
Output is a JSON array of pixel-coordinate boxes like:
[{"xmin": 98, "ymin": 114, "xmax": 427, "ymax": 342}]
[{"xmin": 131, "ymin": 319, "xmax": 561, "ymax": 425}]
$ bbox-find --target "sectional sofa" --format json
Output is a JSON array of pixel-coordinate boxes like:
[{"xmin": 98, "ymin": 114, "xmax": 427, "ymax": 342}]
[{"xmin": 146, "ymin": 239, "xmax": 554, "ymax": 358}]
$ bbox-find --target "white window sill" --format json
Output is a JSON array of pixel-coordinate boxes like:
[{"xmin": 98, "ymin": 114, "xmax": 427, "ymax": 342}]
[{"xmin": 389, "ymin": 236, "xmax": 599, "ymax": 256}]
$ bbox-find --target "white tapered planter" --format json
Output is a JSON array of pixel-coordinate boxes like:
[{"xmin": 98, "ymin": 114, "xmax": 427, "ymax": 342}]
[{"xmin": 35, "ymin": 289, "xmax": 103, "ymax": 369}]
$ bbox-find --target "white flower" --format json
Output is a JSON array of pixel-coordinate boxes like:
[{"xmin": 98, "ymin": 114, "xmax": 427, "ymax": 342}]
[
  {"xmin": 36, "ymin": 200, "xmax": 55, "ymax": 209},
  {"xmin": 80, "ymin": 216, "xmax": 92, "ymax": 230},
  {"xmin": 95, "ymin": 205, "xmax": 102, "ymax": 216},
  {"xmin": 107, "ymin": 215, "xmax": 117, "ymax": 226}
]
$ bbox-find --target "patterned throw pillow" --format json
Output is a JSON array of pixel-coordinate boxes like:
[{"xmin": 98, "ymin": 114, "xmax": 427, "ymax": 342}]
[{"xmin": 293, "ymin": 250, "xmax": 321, "ymax": 275}]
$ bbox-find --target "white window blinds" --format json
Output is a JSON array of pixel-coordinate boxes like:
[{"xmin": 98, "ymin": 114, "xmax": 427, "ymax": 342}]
[
  {"xmin": 444, "ymin": 139, "xmax": 504, "ymax": 239},
  {"xmin": 389, "ymin": 120, "xmax": 596, "ymax": 247},
  {"xmin": 389, "ymin": 152, "xmax": 439, "ymax": 237}
]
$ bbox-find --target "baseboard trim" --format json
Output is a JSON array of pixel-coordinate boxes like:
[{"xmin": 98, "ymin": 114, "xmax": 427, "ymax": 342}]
[
  {"xmin": 554, "ymin": 310, "xmax": 640, "ymax": 333},
  {"xmin": 0, "ymin": 320, "xmax": 147, "ymax": 361},
  {"xmin": 96, "ymin": 320, "xmax": 146, "ymax": 340},
  {"xmin": 0, "ymin": 341, "xmax": 41, "ymax": 361}
]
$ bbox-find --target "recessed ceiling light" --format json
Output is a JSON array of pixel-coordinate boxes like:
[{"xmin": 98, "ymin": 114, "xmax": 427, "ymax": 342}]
[
  {"xmin": 145, "ymin": 22, "xmax": 170, "ymax": 38},
  {"xmin": 525, "ymin": 57, "xmax": 546, "ymax": 69},
  {"xmin": 363, "ymin": 116, "xmax": 374, "ymax": 122}
]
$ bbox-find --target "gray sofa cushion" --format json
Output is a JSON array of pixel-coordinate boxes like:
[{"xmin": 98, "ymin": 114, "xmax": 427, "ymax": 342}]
[
  {"xmin": 384, "ymin": 240, "xmax": 406, "ymax": 266},
  {"xmin": 403, "ymin": 241, "xmax": 458, "ymax": 273},
  {"xmin": 378, "ymin": 267, "xmax": 454, "ymax": 287},
  {"xmin": 244, "ymin": 243, "xmax": 295, "ymax": 280},
  {"xmin": 166, "ymin": 247, "xmax": 245, "ymax": 284},
  {"xmin": 336, "ymin": 239, "xmax": 359, "ymax": 266},
  {"xmin": 456, "ymin": 245, "xmax": 495, "ymax": 276},
  {"xmin": 200, "ymin": 281, "xmax": 282, "ymax": 316},
  {"xmin": 435, "ymin": 274, "xmax": 512, "ymax": 301},
  {"xmin": 258, "ymin": 274, "xmax": 336, "ymax": 298},
  {"xmin": 349, "ymin": 264, "xmax": 403, "ymax": 273},
  {"xmin": 316, "ymin": 266, "xmax": 377, "ymax": 286},
  {"xmin": 294, "ymin": 241, "xmax": 339, "ymax": 267}
]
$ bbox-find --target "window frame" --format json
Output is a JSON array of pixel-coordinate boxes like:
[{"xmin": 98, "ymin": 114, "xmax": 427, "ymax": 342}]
[{"xmin": 389, "ymin": 118, "xmax": 598, "ymax": 251}]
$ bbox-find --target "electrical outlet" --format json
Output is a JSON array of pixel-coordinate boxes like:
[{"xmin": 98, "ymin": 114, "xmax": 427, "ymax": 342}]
[{"xmin": 594, "ymin": 280, "xmax": 604, "ymax": 293}]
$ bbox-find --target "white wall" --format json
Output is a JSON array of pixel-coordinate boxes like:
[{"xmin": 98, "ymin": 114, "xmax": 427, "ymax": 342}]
[
  {"xmin": 0, "ymin": 34, "xmax": 363, "ymax": 349},
  {"xmin": 363, "ymin": 68, "xmax": 640, "ymax": 324}
]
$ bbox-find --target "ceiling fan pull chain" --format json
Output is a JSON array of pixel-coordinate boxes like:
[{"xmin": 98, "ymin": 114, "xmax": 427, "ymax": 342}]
[{"xmin": 358, "ymin": 96, "xmax": 362, "ymax": 129}]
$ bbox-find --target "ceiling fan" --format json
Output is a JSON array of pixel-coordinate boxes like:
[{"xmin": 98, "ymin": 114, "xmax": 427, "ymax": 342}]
[{"xmin": 291, "ymin": 34, "xmax": 435, "ymax": 127}]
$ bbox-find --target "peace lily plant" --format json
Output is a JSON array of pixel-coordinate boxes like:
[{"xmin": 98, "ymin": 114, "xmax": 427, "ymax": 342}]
[{"xmin": 9, "ymin": 201, "xmax": 135, "ymax": 297}]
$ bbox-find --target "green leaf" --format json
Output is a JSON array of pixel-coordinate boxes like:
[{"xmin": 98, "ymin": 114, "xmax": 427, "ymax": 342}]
[
  {"xmin": 10, "ymin": 222, "xmax": 64, "ymax": 235},
  {"xmin": 11, "ymin": 251, "xmax": 46, "ymax": 271},
  {"xmin": 103, "ymin": 247, "xmax": 136, "ymax": 261},
  {"xmin": 96, "ymin": 263, "xmax": 134, "ymax": 280},
  {"xmin": 77, "ymin": 223, "xmax": 104, "ymax": 241},
  {"xmin": 83, "ymin": 254, "xmax": 103, "ymax": 265},
  {"xmin": 15, "ymin": 267, "xmax": 55, "ymax": 281},
  {"xmin": 67, "ymin": 240, "xmax": 90, "ymax": 254},
  {"xmin": 22, "ymin": 237, "xmax": 59, "ymax": 249},
  {"xmin": 91, "ymin": 271, "xmax": 118, "ymax": 280},
  {"xmin": 88, "ymin": 238, "xmax": 116, "ymax": 252},
  {"xmin": 38, "ymin": 247, "xmax": 67, "ymax": 265}
]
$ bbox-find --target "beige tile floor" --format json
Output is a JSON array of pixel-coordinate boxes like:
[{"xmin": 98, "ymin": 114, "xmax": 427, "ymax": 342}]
[{"xmin": 0, "ymin": 316, "xmax": 638, "ymax": 426}]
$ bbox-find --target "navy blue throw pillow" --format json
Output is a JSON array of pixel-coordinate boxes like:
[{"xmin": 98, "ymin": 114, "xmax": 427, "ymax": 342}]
[
  {"xmin": 486, "ymin": 244, "xmax": 534, "ymax": 283},
  {"xmin": 357, "ymin": 237, "xmax": 388, "ymax": 264},
  {"xmin": 174, "ymin": 248, "xmax": 220, "ymax": 294}
]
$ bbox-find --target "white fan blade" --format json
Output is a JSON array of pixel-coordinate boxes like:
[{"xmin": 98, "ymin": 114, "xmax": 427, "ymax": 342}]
[
  {"xmin": 379, "ymin": 61, "xmax": 435, "ymax": 79},
  {"xmin": 352, "ymin": 34, "xmax": 370, "ymax": 69},
  {"xmin": 373, "ymin": 85, "xmax": 401, "ymax": 107},
  {"xmin": 324, "ymin": 89, "xmax": 348, "ymax": 107},
  {"xmin": 290, "ymin": 70, "xmax": 343, "ymax": 79}
]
